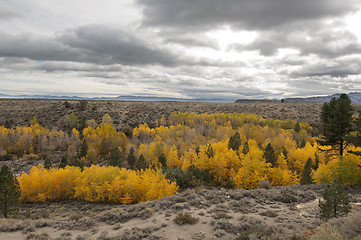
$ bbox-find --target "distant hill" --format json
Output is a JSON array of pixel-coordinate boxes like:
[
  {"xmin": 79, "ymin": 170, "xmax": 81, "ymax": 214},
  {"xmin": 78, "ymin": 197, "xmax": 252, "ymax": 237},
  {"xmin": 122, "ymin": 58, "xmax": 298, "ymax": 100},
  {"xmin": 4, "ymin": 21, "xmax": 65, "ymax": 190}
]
[
  {"xmin": 235, "ymin": 92, "xmax": 361, "ymax": 103},
  {"xmin": 0, "ymin": 93, "xmax": 234, "ymax": 103},
  {"xmin": 284, "ymin": 92, "xmax": 361, "ymax": 103}
]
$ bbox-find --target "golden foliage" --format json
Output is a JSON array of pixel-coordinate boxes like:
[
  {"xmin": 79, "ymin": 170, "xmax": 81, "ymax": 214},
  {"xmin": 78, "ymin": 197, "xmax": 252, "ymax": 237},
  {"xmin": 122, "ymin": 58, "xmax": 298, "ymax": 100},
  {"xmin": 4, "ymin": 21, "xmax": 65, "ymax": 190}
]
[{"xmin": 17, "ymin": 165, "xmax": 178, "ymax": 203}]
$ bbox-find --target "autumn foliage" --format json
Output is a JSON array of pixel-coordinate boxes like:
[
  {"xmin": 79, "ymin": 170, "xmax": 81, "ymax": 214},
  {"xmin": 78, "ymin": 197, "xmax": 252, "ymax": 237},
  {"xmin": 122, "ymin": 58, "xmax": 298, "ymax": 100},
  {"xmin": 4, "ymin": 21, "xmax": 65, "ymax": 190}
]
[
  {"xmin": 17, "ymin": 165, "xmax": 177, "ymax": 203},
  {"xmin": 3, "ymin": 111, "xmax": 361, "ymax": 204}
]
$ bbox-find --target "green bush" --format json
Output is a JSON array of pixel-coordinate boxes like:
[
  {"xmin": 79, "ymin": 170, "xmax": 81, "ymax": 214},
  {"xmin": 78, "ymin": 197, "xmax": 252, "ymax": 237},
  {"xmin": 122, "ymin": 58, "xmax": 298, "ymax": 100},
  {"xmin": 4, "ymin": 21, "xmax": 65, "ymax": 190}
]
[
  {"xmin": 0, "ymin": 153, "xmax": 13, "ymax": 161},
  {"xmin": 165, "ymin": 168, "xmax": 194, "ymax": 188},
  {"xmin": 173, "ymin": 212, "xmax": 198, "ymax": 225}
]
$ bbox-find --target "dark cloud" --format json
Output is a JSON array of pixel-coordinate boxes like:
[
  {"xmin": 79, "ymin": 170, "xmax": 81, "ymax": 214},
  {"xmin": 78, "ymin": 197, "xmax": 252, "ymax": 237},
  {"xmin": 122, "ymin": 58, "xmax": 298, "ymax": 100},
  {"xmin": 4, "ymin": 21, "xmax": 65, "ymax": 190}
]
[
  {"xmin": 33, "ymin": 62, "xmax": 123, "ymax": 73},
  {"xmin": 0, "ymin": 25, "xmax": 183, "ymax": 66},
  {"xmin": 291, "ymin": 57, "xmax": 361, "ymax": 77},
  {"xmin": 137, "ymin": 0, "xmax": 359, "ymax": 31},
  {"xmin": 0, "ymin": 32, "xmax": 80, "ymax": 61},
  {"xmin": 57, "ymin": 25, "xmax": 180, "ymax": 66}
]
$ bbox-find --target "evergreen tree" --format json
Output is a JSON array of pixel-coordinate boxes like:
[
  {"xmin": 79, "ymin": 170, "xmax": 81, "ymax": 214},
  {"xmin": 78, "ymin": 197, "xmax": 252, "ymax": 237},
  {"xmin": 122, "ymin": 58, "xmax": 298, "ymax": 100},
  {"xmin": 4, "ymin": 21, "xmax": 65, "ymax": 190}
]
[
  {"xmin": 228, "ymin": 131, "xmax": 242, "ymax": 151},
  {"xmin": 313, "ymin": 154, "xmax": 319, "ymax": 170},
  {"xmin": 294, "ymin": 122, "xmax": 301, "ymax": 133},
  {"xmin": 69, "ymin": 156, "xmax": 85, "ymax": 170},
  {"xmin": 158, "ymin": 153, "xmax": 167, "ymax": 168},
  {"xmin": 319, "ymin": 181, "xmax": 351, "ymax": 221},
  {"xmin": 264, "ymin": 143, "xmax": 276, "ymax": 167},
  {"xmin": 349, "ymin": 111, "xmax": 361, "ymax": 156},
  {"xmin": 110, "ymin": 148, "xmax": 125, "ymax": 167},
  {"xmin": 281, "ymin": 146, "xmax": 288, "ymax": 159},
  {"xmin": 136, "ymin": 154, "xmax": 148, "ymax": 170},
  {"xmin": 0, "ymin": 165, "xmax": 21, "ymax": 218},
  {"xmin": 78, "ymin": 139, "xmax": 88, "ymax": 159},
  {"xmin": 300, "ymin": 157, "xmax": 313, "ymax": 184},
  {"xmin": 59, "ymin": 156, "xmax": 68, "ymax": 168},
  {"xmin": 44, "ymin": 158, "xmax": 52, "ymax": 169},
  {"xmin": 127, "ymin": 147, "xmax": 136, "ymax": 169},
  {"xmin": 205, "ymin": 144, "xmax": 214, "ymax": 158},
  {"xmin": 318, "ymin": 94, "xmax": 354, "ymax": 156},
  {"xmin": 242, "ymin": 141, "xmax": 249, "ymax": 155},
  {"xmin": 79, "ymin": 116, "xmax": 87, "ymax": 135}
]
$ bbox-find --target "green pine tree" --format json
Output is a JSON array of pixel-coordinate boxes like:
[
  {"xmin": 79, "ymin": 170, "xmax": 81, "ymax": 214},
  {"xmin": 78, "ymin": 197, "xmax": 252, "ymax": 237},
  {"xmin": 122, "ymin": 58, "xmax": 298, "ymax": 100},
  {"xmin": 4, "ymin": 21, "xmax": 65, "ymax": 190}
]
[
  {"xmin": 300, "ymin": 157, "xmax": 313, "ymax": 184},
  {"xmin": 294, "ymin": 122, "xmax": 301, "ymax": 133},
  {"xmin": 69, "ymin": 156, "xmax": 85, "ymax": 170},
  {"xmin": 78, "ymin": 139, "xmax": 88, "ymax": 159},
  {"xmin": 127, "ymin": 147, "xmax": 136, "ymax": 169},
  {"xmin": 319, "ymin": 181, "xmax": 351, "ymax": 221},
  {"xmin": 318, "ymin": 94, "xmax": 354, "ymax": 156},
  {"xmin": 281, "ymin": 146, "xmax": 288, "ymax": 159},
  {"xmin": 313, "ymin": 154, "xmax": 319, "ymax": 170},
  {"xmin": 136, "ymin": 154, "xmax": 148, "ymax": 170},
  {"xmin": 349, "ymin": 111, "xmax": 361, "ymax": 156},
  {"xmin": 228, "ymin": 131, "xmax": 242, "ymax": 151},
  {"xmin": 205, "ymin": 144, "xmax": 214, "ymax": 158},
  {"xmin": 242, "ymin": 141, "xmax": 249, "ymax": 155},
  {"xmin": 0, "ymin": 165, "xmax": 21, "ymax": 218},
  {"xmin": 158, "ymin": 153, "xmax": 167, "ymax": 168},
  {"xmin": 264, "ymin": 143, "xmax": 276, "ymax": 167},
  {"xmin": 110, "ymin": 148, "xmax": 125, "ymax": 167},
  {"xmin": 59, "ymin": 156, "xmax": 68, "ymax": 168},
  {"xmin": 44, "ymin": 158, "xmax": 52, "ymax": 169}
]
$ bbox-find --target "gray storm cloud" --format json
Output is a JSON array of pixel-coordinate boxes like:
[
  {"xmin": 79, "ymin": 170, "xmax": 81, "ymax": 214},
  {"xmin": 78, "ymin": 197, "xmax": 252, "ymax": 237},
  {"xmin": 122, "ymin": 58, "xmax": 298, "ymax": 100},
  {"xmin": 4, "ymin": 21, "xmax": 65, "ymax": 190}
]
[
  {"xmin": 137, "ymin": 0, "xmax": 359, "ymax": 30},
  {"xmin": 0, "ymin": 25, "xmax": 181, "ymax": 66},
  {"xmin": 0, "ymin": 0, "xmax": 361, "ymax": 99}
]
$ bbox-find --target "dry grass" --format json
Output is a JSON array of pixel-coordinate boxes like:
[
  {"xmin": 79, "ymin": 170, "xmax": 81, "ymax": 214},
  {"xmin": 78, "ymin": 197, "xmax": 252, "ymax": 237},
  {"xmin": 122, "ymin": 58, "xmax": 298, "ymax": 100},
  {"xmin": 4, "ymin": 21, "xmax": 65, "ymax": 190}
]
[
  {"xmin": 0, "ymin": 99, "xmax": 327, "ymax": 132},
  {"xmin": 0, "ymin": 184, "xmax": 359, "ymax": 239}
]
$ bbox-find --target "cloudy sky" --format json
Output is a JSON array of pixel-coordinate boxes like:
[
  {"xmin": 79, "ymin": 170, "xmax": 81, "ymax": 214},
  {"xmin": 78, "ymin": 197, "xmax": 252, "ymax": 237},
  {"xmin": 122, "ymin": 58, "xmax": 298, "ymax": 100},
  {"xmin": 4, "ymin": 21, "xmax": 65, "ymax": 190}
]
[{"xmin": 1, "ymin": 0, "xmax": 361, "ymax": 100}]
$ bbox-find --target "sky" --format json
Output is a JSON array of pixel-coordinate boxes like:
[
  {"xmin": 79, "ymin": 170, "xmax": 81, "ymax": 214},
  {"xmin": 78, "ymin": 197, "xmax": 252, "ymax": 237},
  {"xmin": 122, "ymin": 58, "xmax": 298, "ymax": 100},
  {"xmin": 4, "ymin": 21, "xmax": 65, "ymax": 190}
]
[{"xmin": 1, "ymin": 0, "xmax": 361, "ymax": 100}]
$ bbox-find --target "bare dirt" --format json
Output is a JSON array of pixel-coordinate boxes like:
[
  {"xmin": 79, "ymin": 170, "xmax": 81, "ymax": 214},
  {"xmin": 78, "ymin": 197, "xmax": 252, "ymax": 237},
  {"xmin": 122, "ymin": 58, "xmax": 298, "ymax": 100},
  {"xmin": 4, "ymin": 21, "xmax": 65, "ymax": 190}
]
[{"xmin": 1, "ymin": 185, "xmax": 360, "ymax": 240}]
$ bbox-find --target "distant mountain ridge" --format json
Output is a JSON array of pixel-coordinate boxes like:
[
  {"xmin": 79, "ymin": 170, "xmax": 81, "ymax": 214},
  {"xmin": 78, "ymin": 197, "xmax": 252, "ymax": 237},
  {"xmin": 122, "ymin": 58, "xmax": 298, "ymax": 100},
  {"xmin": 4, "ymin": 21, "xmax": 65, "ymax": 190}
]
[
  {"xmin": 2, "ymin": 92, "xmax": 361, "ymax": 103},
  {"xmin": 0, "ymin": 93, "xmax": 234, "ymax": 103},
  {"xmin": 284, "ymin": 92, "xmax": 361, "ymax": 103}
]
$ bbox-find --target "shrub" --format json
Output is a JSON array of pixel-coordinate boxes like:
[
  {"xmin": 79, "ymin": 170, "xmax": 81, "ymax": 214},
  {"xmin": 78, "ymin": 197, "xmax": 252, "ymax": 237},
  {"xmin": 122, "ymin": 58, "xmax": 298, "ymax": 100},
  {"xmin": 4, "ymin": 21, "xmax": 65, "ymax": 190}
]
[
  {"xmin": 78, "ymin": 100, "xmax": 88, "ymax": 111},
  {"xmin": 173, "ymin": 212, "xmax": 198, "ymax": 225},
  {"xmin": 64, "ymin": 101, "xmax": 71, "ymax": 109},
  {"xmin": 257, "ymin": 180, "xmax": 271, "ymax": 189},
  {"xmin": 278, "ymin": 191, "xmax": 297, "ymax": 203},
  {"xmin": 308, "ymin": 225, "xmax": 347, "ymax": 240},
  {"xmin": 0, "ymin": 153, "xmax": 13, "ymax": 161}
]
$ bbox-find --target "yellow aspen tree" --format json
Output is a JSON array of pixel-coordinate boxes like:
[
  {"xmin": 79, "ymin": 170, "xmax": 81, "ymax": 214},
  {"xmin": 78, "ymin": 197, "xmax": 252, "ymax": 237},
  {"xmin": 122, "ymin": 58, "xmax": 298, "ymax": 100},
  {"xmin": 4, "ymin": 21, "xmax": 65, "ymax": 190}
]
[
  {"xmin": 233, "ymin": 140, "xmax": 271, "ymax": 189},
  {"xmin": 165, "ymin": 145, "xmax": 180, "ymax": 168}
]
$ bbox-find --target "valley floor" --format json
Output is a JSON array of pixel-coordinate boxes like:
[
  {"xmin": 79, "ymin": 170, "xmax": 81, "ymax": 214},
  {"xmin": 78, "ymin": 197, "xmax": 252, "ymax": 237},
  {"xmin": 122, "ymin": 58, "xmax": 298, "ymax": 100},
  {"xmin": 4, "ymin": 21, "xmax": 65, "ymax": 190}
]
[{"xmin": 1, "ymin": 185, "xmax": 361, "ymax": 240}]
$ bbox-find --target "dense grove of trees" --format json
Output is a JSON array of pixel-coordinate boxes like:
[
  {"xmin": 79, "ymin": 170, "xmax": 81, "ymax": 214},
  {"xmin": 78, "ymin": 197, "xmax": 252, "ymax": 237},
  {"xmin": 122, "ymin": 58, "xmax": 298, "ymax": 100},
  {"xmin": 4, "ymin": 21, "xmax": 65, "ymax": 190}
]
[
  {"xmin": 1, "ymin": 102, "xmax": 361, "ymax": 203},
  {"xmin": 17, "ymin": 165, "xmax": 177, "ymax": 203}
]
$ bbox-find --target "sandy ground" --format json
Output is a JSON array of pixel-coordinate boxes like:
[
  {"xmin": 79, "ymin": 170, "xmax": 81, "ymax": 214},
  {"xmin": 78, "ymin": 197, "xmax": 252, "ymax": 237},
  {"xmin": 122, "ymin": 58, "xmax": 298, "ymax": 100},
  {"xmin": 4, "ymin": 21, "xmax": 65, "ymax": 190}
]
[{"xmin": 1, "ymin": 185, "xmax": 360, "ymax": 240}]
